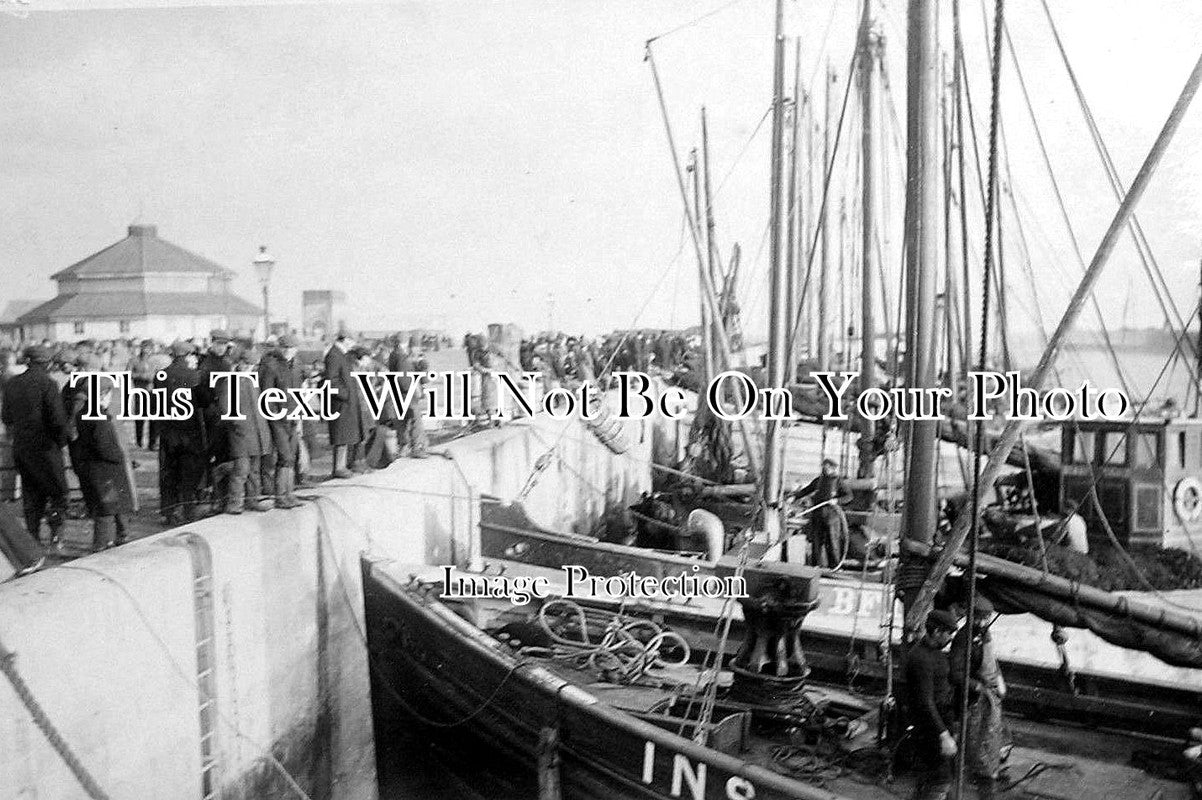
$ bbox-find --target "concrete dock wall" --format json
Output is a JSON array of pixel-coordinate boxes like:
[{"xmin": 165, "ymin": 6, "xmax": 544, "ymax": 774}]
[{"xmin": 0, "ymin": 413, "xmax": 651, "ymax": 800}]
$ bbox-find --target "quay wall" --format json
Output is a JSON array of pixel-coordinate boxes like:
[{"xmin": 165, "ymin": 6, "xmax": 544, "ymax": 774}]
[{"xmin": 0, "ymin": 413, "xmax": 652, "ymax": 800}]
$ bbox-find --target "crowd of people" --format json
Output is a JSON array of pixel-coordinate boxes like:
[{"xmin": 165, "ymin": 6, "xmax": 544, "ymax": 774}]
[
  {"xmin": 0, "ymin": 329, "xmax": 439, "ymax": 573},
  {"xmin": 0, "ymin": 325, "xmax": 711, "ymax": 574},
  {"xmin": 461, "ymin": 329, "xmax": 699, "ymax": 390}
]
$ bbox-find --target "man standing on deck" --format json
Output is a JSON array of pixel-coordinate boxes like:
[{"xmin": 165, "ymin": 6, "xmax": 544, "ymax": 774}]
[
  {"xmin": 791, "ymin": 457, "xmax": 852, "ymax": 567},
  {"xmin": 949, "ymin": 596, "xmax": 1006, "ymax": 800},
  {"xmin": 904, "ymin": 609, "xmax": 960, "ymax": 800}
]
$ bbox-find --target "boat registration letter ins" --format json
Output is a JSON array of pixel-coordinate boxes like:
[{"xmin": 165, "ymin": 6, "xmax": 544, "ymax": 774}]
[{"xmin": 642, "ymin": 741, "xmax": 757, "ymax": 799}]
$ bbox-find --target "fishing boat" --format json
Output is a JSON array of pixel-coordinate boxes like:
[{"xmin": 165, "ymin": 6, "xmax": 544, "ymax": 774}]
[{"xmin": 365, "ymin": 0, "xmax": 1202, "ymax": 796}]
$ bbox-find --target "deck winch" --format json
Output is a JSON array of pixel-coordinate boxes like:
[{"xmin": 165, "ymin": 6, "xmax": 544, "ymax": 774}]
[{"xmin": 729, "ymin": 573, "xmax": 820, "ymax": 709}]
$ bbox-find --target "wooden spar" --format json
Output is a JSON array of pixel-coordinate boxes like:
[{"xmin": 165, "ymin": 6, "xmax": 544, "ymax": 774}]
[
  {"xmin": 817, "ymin": 65, "xmax": 836, "ymax": 371},
  {"xmin": 785, "ymin": 39, "xmax": 802, "ymax": 385},
  {"xmin": 906, "ymin": 50, "xmax": 1202, "ymax": 633},
  {"xmin": 898, "ymin": 0, "xmax": 942, "ymax": 603},
  {"xmin": 689, "ymin": 148, "xmax": 714, "ymax": 382},
  {"xmin": 644, "ymin": 43, "xmax": 761, "ymax": 481},
  {"xmin": 763, "ymin": 0, "xmax": 788, "ymax": 543},
  {"xmin": 701, "ymin": 107, "xmax": 722, "ymax": 370},
  {"xmin": 857, "ymin": 9, "xmax": 881, "ymax": 480},
  {"xmin": 901, "ymin": 539, "xmax": 1202, "ymax": 640}
]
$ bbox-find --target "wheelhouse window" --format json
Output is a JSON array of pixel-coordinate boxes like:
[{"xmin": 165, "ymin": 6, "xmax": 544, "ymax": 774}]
[
  {"xmin": 1071, "ymin": 430, "xmax": 1095, "ymax": 465},
  {"xmin": 1133, "ymin": 431, "xmax": 1159, "ymax": 469},
  {"xmin": 1098, "ymin": 430, "xmax": 1128, "ymax": 466},
  {"xmin": 1135, "ymin": 485, "xmax": 1162, "ymax": 530}
]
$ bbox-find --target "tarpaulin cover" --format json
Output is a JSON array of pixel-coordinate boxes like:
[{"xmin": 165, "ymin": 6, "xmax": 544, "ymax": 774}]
[{"xmin": 983, "ymin": 579, "xmax": 1202, "ymax": 669}]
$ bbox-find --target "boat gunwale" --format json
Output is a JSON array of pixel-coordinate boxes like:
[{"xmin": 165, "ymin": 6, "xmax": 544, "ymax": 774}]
[{"xmin": 368, "ymin": 559, "xmax": 855, "ymax": 800}]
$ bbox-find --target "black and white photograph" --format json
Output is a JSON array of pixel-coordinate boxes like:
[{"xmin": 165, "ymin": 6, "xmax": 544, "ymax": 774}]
[{"xmin": 2, "ymin": 1, "xmax": 1202, "ymax": 798}]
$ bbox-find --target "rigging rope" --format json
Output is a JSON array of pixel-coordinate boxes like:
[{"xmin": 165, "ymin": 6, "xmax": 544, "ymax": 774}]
[
  {"xmin": 646, "ymin": 0, "xmax": 753, "ymax": 44},
  {"xmin": 0, "ymin": 636, "xmax": 112, "ymax": 800},
  {"xmin": 1037, "ymin": 0, "xmax": 1201, "ymax": 375},
  {"xmin": 956, "ymin": 0, "xmax": 1005, "ymax": 797},
  {"xmin": 788, "ymin": 44, "xmax": 861, "ymax": 361},
  {"xmin": 996, "ymin": 16, "xmax": 1134, "ymax": 397}
]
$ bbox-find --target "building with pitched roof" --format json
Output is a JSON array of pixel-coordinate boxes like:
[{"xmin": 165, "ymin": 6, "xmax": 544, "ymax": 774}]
[{"xmin": 16, "ymin": 224, "xmax": 262, "ymax": 342}]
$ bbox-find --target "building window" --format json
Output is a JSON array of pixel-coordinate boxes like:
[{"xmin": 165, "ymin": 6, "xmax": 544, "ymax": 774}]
[
  {"xmin": 73, "ymin": 321, "xmax": 85, "ymax": 335},
  {"xmin": 119, "ymin": 320, "xmax": 131, "ymax": 334},
  {"xmin": 1180, "ymin": 431, "xmax": 1188, "ymax": 469}
]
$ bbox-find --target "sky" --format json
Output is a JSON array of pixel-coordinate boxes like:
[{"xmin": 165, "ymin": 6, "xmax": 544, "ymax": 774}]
[{"xmin": 1, "ymin": 0, "xmax": 1201, "ymax": 341}]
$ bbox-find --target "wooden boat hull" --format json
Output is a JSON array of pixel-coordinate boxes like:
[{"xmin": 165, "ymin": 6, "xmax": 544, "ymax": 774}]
[
  {"xmin": 363, "ymin": 560, "xmax": 851, "ymax": 800},
  {"xmin": 478, "ymin": 504, "xmax": 1202, "ymax": 739}
]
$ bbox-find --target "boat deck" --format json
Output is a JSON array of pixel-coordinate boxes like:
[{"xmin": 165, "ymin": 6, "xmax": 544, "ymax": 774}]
[{"xmin": 379, "ymin": 560, "xmax": 1193, "ymax": 799}]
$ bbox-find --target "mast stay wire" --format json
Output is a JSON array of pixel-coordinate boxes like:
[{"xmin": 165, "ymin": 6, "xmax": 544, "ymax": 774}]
[
  {"xmin": 646, "ymin": 0, "xmax": 757, "ymax": 45},
  {"xmin": 995, "ymin": 13, "xmax": 1136, "ymax": 398},
  {"xmin": 786, "ymin": 40, "xmax": 860, "ymax": 363},
  {"xmin": 1038, "ymin": 0, "xmax": 1201, "ymax": 370}
]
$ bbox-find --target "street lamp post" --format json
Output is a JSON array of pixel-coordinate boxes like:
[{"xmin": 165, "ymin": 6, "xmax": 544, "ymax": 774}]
[{"xmin": 252, "ymin": 245, "xmax": 275, "ymax": 339}]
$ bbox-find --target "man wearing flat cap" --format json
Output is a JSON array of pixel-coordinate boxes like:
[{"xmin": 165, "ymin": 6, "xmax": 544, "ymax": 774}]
[
  {"xmin": 194, "ymin": 330, "xmax": 234, "ymax": 505},
  {"xmin": 949, "ymin": 595, "xmax": 1006, "ymax": 800},
  {"xmin": 904, "ymin": 608, "xmax": 960, "ymax": 800},
  {"xmin": 0, "ymin": 345, "xmax": 71, "ymax": 547},
  {"xmin": 324, "ymin": 331, "xmax": 365, "ymax": 479},
  {"xmin": 259, "ymin": 333, "xmax": 305, "ymax": 508},
  {"xmin": 155, "ymin": 340, "xmax": 205, "ymax": 525}
]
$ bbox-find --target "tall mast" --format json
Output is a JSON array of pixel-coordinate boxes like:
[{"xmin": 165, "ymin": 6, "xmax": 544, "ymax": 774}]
[
  {"xmin": 899, "ymin": 0, "xmax": 941, "ymax": 611},
  {"xmin": 690, "ymin": 148, "xmax": 714, "ymax": 383},
  {"xmin": 817, "ymin": 65, "xmax": 836, "ymax": 371},
  {"xmin": 785, "ymin": 39, "xmax": 802, "ymax": 384},
  {"xmin": 701, "ymin": 108, "xmax": 722, "ymax": 370},
  {"xmin": 858, "ymin": 6, "xmax": 882, "ymax": 480},
  {"xmin": 763, "ymin": 0, "xmax": 788, "ymax": 543}
]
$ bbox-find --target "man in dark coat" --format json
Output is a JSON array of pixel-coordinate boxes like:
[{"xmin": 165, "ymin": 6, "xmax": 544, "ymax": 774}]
[
  {"xmin": 258, "ymin": 335, "xmax": 304, "ymax": 508},
  {"xmin": 0, "ymin": 345, "xmax": 70, "ymax": 547},
  {"xmin": 325, "ymin": 332, "xmax": 364, "ymax": 479},
  {"xmin": 791, "ymin": 457, "xmax": 853, "ymax": 567},
  {"xmin": 128, "ymin": 339, "xmax": 157, "ymax": 449},
  {"xmin": 386, "ymin": 337, "xmax": 428, "ymax": 458},
  {"xmin": 73, "ymin": 383, "xmax": 135, "ymax": 550},
  {"xmin": 903, "ymin": 609, "xmax": 960, "ymax": 800},
  {"xmin": 156, "ymin": 340, "xmax": 206, "ymax": 524},
  {"xmin": 214, "ymin": 347, "xmax": 274, "ymax": 514},
  {"xmin": 195, "ymin": 330, "xmax": 233, "ymax": 503}
]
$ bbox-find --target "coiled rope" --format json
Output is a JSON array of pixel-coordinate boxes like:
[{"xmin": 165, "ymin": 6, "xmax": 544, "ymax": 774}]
[{"xmin": 521, "ymin": 598, "xmax": 690, "ymax": 685}]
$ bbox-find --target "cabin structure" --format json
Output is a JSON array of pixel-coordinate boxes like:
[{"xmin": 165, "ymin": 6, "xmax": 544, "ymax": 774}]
[{"xmin": 1060, "ymin": 415, "xmax": 1202, "ymax": 549}]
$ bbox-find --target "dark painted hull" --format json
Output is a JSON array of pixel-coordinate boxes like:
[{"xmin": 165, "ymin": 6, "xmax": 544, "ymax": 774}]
[
  {"xmin": 478, "ymin": 502, "xmax": 1202, "ymax": 739},
  {"xmin": 363, "ymin": 561, "xmax": 852, "ymax": 800}
]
